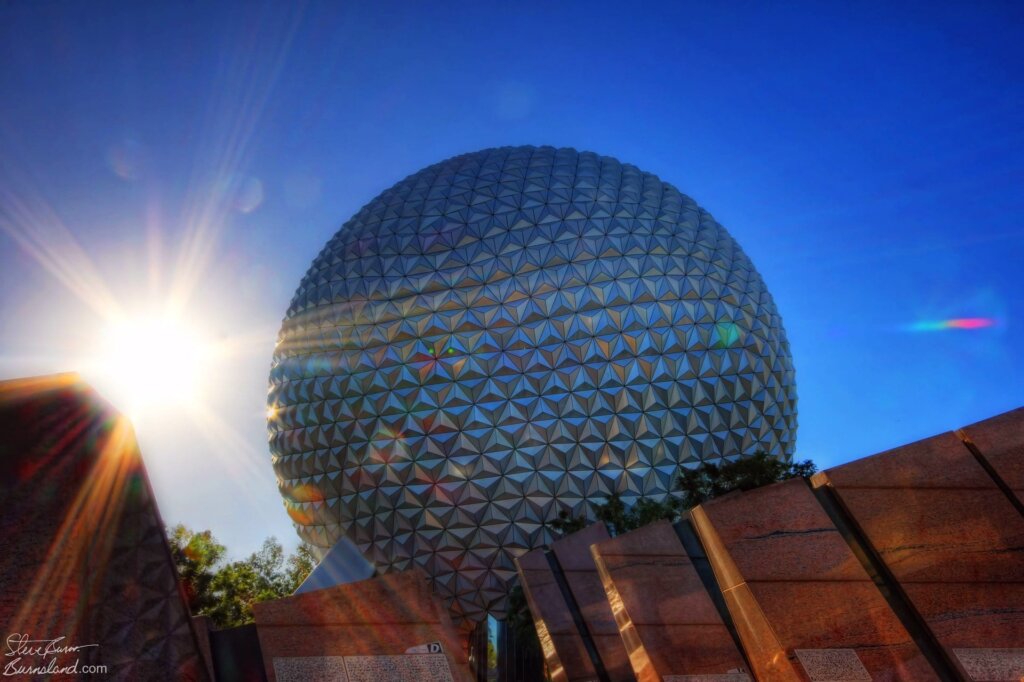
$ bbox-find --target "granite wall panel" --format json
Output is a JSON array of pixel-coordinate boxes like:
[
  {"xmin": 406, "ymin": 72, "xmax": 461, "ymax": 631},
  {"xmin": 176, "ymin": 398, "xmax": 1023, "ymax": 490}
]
[
  {"xmin": 550, "ymin": 523, "xmax": 635, "ymax": 681},
  {"xmin": 252, "ymin": 569, "xmax": 471, "ymax": 682},
  {"xmin": 957, "ymin": 407, "xmax": 1024, "ymax": 508},
  {"xmin": 515, "ymin": 546, "xmax": 598, "ymax": 682},
  {"xmin": 590, "ymin": 519, "xmax": 748, "ymax": 682},
  {"xmin": 814, "ymin": 431, "xmax": 1024, "ymax": 680},
  {"xmin": 692, "ymin": 478, "xmax": 936, "ymax": 681}
]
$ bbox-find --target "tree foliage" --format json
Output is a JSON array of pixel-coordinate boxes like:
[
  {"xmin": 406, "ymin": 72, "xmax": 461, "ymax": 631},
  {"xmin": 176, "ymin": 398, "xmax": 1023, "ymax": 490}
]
[
  {"xmin": 547, "ymin": 452, "xmax": 817, "ymax": 540},
  {"xmin": 550, "ymin": 490, "xmax": 683, "ymax": 537},
  {"xmin": 168, "ymin": 525, "xmax": 317, "ymax": 629},
  {"xmin": 168, "ymin": 525, "xmax": 225, "ymax": 616},
  {"xmin": 676, "ymin": 452, "xmax": 817, "ymax": 509},
  {"xmin": 548, "ymin": 509, "xmax": 587, "ymax": 536},
  {"xmin": 594, "ymin": 491, "xmax": 683, "ymax": 535}
]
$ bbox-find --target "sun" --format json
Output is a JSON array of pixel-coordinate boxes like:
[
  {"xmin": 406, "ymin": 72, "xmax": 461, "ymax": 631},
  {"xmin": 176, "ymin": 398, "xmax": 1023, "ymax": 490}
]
[{"xmin": 92, "ymin": 314, "xmax": 213, "ymax": 417}]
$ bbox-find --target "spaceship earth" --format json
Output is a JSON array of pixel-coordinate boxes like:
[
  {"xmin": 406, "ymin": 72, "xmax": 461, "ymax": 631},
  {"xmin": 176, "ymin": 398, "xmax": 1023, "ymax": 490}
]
[{"xmin": 267, "ymin": 145, "xmax": 797, "ymax": 621}]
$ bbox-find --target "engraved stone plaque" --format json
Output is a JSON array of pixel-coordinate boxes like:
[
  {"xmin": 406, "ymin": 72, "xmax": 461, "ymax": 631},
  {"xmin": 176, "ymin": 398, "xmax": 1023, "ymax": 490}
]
[
  {"xmin": 274, "ymin": 656, "xmax": 349, "ymax": 682},
  {"xmin": 794, "ymin": 649, "xmax": 871, "ymax": 681},
  {"xmin": 953, "ymin": 648, "xmax": 1024, "ymax": 681},
  {"xmin": 663, "ymin": 674, "xmax": 751, "ymax": 682},
  {"xmin": 344, "ymin": 653, "xmax": 454, "ymax": 682}
]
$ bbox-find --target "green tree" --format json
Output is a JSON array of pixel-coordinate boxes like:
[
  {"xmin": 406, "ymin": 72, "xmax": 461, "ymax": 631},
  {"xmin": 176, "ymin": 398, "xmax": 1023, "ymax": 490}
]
[
  {"xmin": 168, "ymin": 528, "xmax": 318, "ymax": 629},
  {"xmin": 168, "ymin": 525, "xmax": 225, "ymax": 615},
  {"xmin": 204, "ymin": 558, "xmax": 277, "ymax": 628},
  {"xmin": 487, "ymin": 639, "xmax": 497, "ymax": 673},
  {"xmin": 285, "ymin": 541, "xmax": 317, "ymax": 593},
  {"xmin": 204, "ymin": 538, "xmax": 290, "ymax": 628}
]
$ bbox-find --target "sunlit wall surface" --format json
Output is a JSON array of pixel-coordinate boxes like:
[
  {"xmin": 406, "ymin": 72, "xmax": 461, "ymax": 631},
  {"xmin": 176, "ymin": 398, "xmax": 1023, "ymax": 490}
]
[{"xmin": 267, "ymin": 146, "xmax": 797, "ymax": 621}]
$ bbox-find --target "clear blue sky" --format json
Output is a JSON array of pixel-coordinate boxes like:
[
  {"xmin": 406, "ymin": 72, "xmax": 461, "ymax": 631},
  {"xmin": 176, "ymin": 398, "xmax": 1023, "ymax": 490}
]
[{"xmin": 2, "ymin": 1, "xmax": 1022, "ymax": 557}]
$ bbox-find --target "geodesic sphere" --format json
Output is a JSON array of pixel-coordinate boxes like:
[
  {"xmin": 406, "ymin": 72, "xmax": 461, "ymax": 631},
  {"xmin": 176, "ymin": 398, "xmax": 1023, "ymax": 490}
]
[{"xmin": 267, "ymin": 146, "xmax": 797, "ymax": 621}]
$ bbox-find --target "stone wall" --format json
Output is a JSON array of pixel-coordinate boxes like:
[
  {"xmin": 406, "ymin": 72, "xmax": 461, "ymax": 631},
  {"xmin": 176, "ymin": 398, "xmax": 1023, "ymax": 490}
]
[
  {"xmin": 518, "ymin": 407, "xmax": 1024, "ymax": 682},
  {"xmin": 252, "ymin": 569, "xmax": 472, "ymax": 682}
]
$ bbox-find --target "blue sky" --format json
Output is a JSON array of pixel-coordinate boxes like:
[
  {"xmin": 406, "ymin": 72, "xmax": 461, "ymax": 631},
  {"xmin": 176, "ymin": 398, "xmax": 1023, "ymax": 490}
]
[{"xmin": 1, "ymin": 1, "xmax": 1021, "ymax": 556}]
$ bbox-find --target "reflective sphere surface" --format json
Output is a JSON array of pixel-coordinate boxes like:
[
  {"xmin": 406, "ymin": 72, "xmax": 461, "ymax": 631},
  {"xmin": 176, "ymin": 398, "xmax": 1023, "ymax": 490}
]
[{"xmin": 268, "ymin": 146, "xmax": 797, "ymax": 621}]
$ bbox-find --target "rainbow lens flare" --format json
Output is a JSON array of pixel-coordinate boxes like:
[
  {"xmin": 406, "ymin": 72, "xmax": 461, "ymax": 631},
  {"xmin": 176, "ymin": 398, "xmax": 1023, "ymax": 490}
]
[{"xmin": 903, "ymin": 317, "xmax": 996, "ymax": 332}]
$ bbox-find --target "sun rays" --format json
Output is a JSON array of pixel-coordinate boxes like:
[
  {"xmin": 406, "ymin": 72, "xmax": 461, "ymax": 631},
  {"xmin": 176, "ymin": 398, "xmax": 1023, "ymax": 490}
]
[{"xmin": 0, "ymin": 4, "xmax": 307, "ymax": 487}]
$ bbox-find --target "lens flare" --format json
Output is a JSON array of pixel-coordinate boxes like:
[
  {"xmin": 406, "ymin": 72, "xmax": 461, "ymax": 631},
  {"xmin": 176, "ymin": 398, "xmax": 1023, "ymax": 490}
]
[
  {"xmin": 106, "ymin": 137, "xmax": 145, "ymax": 181},
  {"xmin": 903, "ymin": 317, "xmax": 997, "ymax": 332}
]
